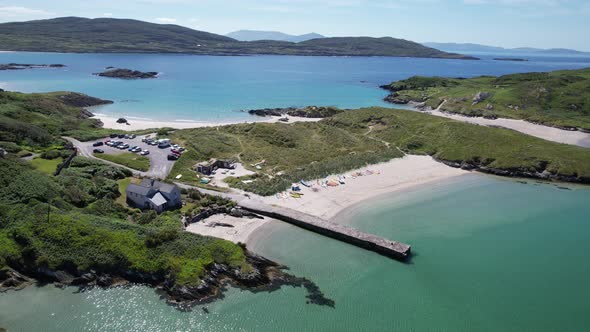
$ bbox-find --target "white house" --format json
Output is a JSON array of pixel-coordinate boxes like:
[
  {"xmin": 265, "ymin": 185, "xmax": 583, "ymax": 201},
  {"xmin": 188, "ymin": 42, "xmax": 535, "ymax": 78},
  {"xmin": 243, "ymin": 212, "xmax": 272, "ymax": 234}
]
[{"xmin": 126, "ymin": 178, "xmax": 181, "ymax": 213}]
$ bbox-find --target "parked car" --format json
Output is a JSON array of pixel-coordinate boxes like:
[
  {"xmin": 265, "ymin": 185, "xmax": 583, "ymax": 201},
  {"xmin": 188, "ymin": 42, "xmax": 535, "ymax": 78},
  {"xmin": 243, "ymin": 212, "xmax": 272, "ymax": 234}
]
[
  {"xmin": 92, "ymin": 142, "xmax": 104, "ymax": 147},
  {"xmin": 93, "ymin": 149, "xmax": 104, "ymax": 153},
  {"xmin": 167, "ymin": 154, "xmax": 179, "ymax": 161},
  {"xmin": 109, "ymin": 133, "xmax": 118, "ymax": 138},
  {"xmin": 128, "ymin": 145, "xmax": 138, "ymax": 151},
  {"xmin": 170, "ymin": 148, "xmax": 182, "ymax": 155},
  {"xmin": 129, "ymin": 134, "xmax": 136, "ymax": 139},
  {"xmin": 140, "ymin": 150, "xmax": 150, "ymax": 155},
  {"xmin": 131, "ymin": 147, "xmax": 142, "ymax": 153},
  {"xmin": 117, "ymin": 134, "xmax": 125, "ymax": 138}
]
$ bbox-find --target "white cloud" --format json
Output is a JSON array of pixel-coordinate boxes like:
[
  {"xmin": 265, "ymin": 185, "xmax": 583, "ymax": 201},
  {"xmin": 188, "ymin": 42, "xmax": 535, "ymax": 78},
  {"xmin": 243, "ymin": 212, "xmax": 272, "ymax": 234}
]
[
  {"xmin": 0, "ymin": 6, "xmax": 53, "ymax": 18},
  {"xmin": 155, "ymin": 17, "xmax": 177, "ymax": 23},
  {"xmin": 103, "ymin": 13, "xmax": 113, "ymax": 17}
]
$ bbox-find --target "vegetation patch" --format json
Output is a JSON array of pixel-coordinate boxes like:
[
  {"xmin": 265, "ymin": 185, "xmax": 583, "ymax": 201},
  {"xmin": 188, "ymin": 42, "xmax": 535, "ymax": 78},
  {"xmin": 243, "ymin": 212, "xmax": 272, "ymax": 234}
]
[
  {"xmin": 381, "ymin": 68, "xmax": 590, "ymax": 130},
  {"xmin": 30, "ymin": 157, "xmax": 63, "ymax": 175}
]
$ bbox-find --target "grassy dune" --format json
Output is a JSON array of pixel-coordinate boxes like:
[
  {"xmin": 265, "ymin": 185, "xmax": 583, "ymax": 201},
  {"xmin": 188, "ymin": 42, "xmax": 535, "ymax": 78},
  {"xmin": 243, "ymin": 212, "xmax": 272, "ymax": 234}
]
[
  {"xmin": 381, "ymin": 68, "xmax": 590, "ymax": 130},
  {"xmin": 171, "ymin": 107, "xmax": 590, "ymax": 195}
]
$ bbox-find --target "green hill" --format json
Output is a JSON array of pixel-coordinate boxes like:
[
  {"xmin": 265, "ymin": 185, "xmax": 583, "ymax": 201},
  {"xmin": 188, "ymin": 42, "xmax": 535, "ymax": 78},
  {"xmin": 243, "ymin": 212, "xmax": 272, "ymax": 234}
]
[
  {"xmin": 380, "ymin": 68, "xmax": 590, "ymax": 131},
  {"xmin": 0, "ymin": 17, "xmax": 476, "ymax": 59}
]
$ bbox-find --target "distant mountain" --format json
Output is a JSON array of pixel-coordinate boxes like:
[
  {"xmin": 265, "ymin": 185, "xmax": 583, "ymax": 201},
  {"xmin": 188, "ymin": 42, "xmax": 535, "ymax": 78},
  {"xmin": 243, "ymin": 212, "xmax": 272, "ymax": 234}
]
[
  {"xmin": 227, "ymin": 30, "xmax": 324, "ymax": 42},
  {"xmin": 422, "ymin": 42, "xmax": 590, "ymax": 55},
  {"xmin": 0, "ymin": 17, "xmax": 476, "ymax": 59}
]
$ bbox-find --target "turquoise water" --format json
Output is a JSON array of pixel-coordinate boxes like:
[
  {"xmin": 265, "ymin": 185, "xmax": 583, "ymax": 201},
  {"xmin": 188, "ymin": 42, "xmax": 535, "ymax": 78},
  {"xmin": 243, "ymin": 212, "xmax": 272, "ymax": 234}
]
[
  {"xmin": 2, "ymin": 174, "xmax": 589, "ymax": 331},
  {"xmin": 1, "ymin": 52, "xmax": 589, "ymax": 121}
]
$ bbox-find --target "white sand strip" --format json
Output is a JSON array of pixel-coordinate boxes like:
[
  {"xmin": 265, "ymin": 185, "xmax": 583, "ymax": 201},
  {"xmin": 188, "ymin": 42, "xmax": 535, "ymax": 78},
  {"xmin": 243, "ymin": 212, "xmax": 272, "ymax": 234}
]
[
  {"xmin": 422, "ymin": 106, "xmax": 590, "ymax": 148},
  {"xmin": 258, "ymin": 155, "xmax": 468, "ymax": 220},
  {"xmin": 94, "ymin": 114, "xmax": 321, "ymax": 131}
]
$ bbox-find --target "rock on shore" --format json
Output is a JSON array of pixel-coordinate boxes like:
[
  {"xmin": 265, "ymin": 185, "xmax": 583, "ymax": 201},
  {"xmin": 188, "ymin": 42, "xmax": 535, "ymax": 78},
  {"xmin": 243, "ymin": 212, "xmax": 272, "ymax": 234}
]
[
  {"xmin": 0, "ymin": 248, "xmax": 334, "ymax": 310},
  {"xmin": 247, "ymin": 106, "xmax": 344, "ymax": 118}
]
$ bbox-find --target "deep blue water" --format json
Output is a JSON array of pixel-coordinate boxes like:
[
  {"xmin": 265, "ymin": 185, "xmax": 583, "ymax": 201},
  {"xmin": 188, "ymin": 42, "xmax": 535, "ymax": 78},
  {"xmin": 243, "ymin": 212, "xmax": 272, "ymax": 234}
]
[{"xmin": 1, "ymin": 52, "xmax": 589, "ymax": 121}]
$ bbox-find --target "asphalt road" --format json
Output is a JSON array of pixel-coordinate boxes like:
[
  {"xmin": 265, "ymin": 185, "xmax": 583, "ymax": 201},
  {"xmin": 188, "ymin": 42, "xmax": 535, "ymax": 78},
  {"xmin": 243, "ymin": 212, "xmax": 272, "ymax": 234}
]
[{"xmin": 64, "ymin": 135, "xmax": 178, "ymax": 179}]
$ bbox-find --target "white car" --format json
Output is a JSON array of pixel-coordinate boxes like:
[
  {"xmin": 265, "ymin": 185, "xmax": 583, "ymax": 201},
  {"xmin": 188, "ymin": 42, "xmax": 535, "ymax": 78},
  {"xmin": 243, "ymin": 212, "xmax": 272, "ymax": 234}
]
[{"xmin": 140, "ymin": 150, "xmax": 150, "ymax": 155}]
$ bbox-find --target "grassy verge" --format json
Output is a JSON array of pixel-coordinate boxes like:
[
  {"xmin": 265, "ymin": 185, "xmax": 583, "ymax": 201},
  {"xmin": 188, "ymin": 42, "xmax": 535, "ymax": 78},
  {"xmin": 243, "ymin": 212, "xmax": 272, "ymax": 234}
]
[
  {"xmin": 115, "ymin": 177, "xmax": 133, "ymax": 206},
  {"xmin": 30, "ymin": 157, "xmax": 63, "ymax": 175},
  {"xmin": 94, "ymin": 153, "xmax": 150, "ymax": 172}
]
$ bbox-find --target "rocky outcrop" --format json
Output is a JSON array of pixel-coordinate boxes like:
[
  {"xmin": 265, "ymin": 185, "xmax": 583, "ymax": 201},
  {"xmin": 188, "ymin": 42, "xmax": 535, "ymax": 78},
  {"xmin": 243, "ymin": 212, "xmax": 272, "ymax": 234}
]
[
  {"xmin": 1, "ymin": 248, "xmax": 334, "ymax": 310},
  {"xmin": 0, "ymin": 63, "xmax": 66, "ymax": 70},
  {"xmin": 116, "ymin": 118, "xmax": 128, "ymax": 124},
  {"xmin": 436, "ymin": 157, "xmax": 589, "ymax": 184},
  {"xmin": 187, "ymin": 206, "xmax": 262, "ymax": 225},
  {"xmin": 58, "ymin": 92, "xmax": 114, "ymax": 108},
  {"xmin": 95, "ymin": 68, "xmax": 158, "ymax": 79},
  {"xmin": 247, "ymin": 106, "xmax": 344, "ymax": 118},
  {"xmin": 0, "ymin": 268, "xmax": 34, "ymax": 291},
  {"xmin": 472, "ymin": 91, "xmax": 491, "ymax": 105}
]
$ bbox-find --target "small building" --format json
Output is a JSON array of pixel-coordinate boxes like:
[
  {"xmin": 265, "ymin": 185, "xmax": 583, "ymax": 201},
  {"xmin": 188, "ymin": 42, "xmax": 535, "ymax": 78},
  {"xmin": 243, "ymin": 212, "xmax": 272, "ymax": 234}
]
[
  {"xmin": 126, "ymin": 178, "xmax": 181, "ymax": 213},
  {"xmin": 196, "ymin": 159, "xmax": 235, "ymax": 175}
]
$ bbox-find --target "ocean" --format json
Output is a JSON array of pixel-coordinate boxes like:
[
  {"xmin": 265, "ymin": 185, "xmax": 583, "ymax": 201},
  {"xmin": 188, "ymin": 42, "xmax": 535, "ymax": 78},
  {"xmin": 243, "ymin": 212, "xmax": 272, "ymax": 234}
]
[
  {"xmin": 1, "ymin": 52, "xmax": 590, "ymax": 122},
  {"xmin": 1, "ymin": 175, "xmax": 589, "ymax": 331},
  {"xmin": 1, "ymin": 52, "xmax": 590, "ymax": 331}
]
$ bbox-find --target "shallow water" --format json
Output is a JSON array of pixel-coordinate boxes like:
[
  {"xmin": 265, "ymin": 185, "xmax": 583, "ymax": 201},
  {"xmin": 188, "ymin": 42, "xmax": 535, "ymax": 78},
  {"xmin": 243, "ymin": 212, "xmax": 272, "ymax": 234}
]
[
  {"xmin": 1, "ymin": 52, "xmax": 589, "ymax": 122},
  {"xmin": 1, "ymin": 175, "xmax": 589, "ymax": 331}
]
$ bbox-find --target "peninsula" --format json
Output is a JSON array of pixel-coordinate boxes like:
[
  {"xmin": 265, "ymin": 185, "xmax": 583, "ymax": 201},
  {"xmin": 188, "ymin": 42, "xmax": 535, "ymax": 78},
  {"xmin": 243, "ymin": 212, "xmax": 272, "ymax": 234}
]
[
  {"xmin": 0, "ymin": 17, "xmax": 477, "ymax": 59},
  {"xmin": 0, "ymin": 89, "xmax": 333, "ymax": 308},
  {"xmin": 380, "ymin": 68, "xmax": 590, "ymax": 132}
]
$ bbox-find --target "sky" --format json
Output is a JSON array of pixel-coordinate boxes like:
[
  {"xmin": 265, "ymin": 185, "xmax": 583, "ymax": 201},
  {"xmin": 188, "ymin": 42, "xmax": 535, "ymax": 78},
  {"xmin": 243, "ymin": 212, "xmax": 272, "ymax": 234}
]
[{"xmin": 1, "ymin": 0, "xmax": 589, "ymax": 51}]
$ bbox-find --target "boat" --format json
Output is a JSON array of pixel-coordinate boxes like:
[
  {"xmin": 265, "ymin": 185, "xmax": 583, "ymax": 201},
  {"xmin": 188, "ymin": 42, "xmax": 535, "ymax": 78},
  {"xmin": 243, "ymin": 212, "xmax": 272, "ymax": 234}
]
[
  {"xmin": 291, "ymin": 184, "xmax": 301, "ymax": 192},
  {"xmin": 338, "ymin": 175, "xmax": 346, "ymax": 184},
  {"xmin": 300, "ymin": 180, "xmax": 312, "ymax": 187},
  {"xmin": 290, "ymin": 192, "xmax": 302, "ymax": 198},
  {"xmin": 327, "ymin": 180, "xmax": 339, "ymax": 187},
  {"xmin": 200, "ymin": 178, "xmax": 211, "ymax": 184}
]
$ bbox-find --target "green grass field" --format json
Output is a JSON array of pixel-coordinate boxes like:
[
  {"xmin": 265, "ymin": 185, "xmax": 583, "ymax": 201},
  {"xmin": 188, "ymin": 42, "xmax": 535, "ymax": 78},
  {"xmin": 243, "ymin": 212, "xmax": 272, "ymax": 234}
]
[
  {"xmin": 381, "ymin": 68, "xmax": 590, "ymax": 130},
  {"xmin": 94, "ymin": 153, "xmax": 150, "ymax": 172},
  {"xmin": 30, "ymin": 157, "xmax": 63, "ymax": 175},
  {"xmin": 170, "ymin": 107, "xmax": 590, "ymax": 195}
]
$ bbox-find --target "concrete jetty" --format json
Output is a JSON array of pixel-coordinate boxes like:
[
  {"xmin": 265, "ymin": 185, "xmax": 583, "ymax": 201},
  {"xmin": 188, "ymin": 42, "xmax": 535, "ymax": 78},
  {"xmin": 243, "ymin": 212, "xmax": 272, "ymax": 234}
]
[{"xmin": 239, "ymin": 201, "xmax": 411, "ymax": 261}]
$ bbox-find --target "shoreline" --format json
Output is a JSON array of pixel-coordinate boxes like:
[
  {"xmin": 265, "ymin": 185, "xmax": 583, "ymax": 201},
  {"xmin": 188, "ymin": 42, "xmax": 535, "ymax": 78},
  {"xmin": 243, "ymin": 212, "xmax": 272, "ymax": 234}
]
[
  {"xmin": 94, "ymin": 113, "xmax": 321, "ymax": 130},
  {"xmin": 403, "ymin": 101, "xmax": 590, "ymax": 148},
  {"xmin": 257, "ymin": 155, "xmax": 469, "ymax": 221}
]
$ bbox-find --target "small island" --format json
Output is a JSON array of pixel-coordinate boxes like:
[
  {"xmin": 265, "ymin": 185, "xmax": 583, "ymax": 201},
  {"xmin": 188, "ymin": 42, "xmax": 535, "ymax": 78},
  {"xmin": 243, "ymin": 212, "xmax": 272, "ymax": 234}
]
[
  {"xmin": 493, "ymin": 58, "xmax": 528, "ymax": 62},
  {"xmin": 0, "ymin": 63, "xmax": 66, "ymax": 70},
  {"xmin": 94, "ymin": 68, "xmax": 158, "ymax": 79}
]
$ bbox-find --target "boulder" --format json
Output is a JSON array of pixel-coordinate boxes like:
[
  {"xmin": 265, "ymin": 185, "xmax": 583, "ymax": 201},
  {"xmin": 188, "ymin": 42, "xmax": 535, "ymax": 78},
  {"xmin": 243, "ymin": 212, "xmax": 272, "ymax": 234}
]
[
  {"xmin": 472, "ymin": 91, "xmax": 491, "ymax": 105},
  {"xmin": 116, "ymin": 118, "xmax": 128, "ymax": 124}
]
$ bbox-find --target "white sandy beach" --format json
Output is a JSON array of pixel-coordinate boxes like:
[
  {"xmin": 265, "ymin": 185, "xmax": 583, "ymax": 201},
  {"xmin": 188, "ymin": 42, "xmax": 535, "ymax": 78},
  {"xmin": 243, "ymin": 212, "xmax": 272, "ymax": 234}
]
[
  {"xmin": 185, "ymin": 214, "xmax": 273, "ymax": 245},
  {"xmin": 95, "ymin": 114, "xmax": 321, "ymax": 131},
  {"xmin": 258, "ymin": 155, "xmax": 468, "ymax": 220},
  {"xmin": 185, "ymin": 155, "xmax": 468, "ymax": 243}
]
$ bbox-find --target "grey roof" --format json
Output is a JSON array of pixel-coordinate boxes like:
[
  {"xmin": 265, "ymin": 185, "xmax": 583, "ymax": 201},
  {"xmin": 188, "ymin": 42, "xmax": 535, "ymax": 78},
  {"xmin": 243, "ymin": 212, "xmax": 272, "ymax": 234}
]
[
  {"xmin": 140, "ymin": 178, "xmax": 154, "ymax": 187},
  {"xmin": 153, "ymin": 181, "xmax": 176, "ymax": 193},
  {"xmin": 126, "ymin": 183, "xmax": 152, "ymax": 196},
  {"xmin": 149, "ymin": 192, "xmax": 168, "ymax": 206}
]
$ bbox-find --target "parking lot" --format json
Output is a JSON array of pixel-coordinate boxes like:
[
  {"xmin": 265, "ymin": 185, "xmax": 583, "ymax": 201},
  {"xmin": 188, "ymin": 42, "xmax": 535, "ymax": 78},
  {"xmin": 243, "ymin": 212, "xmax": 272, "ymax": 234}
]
[{"xmin": 68, "ymin": 134, "xmax": 181, "ymax": 179}]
